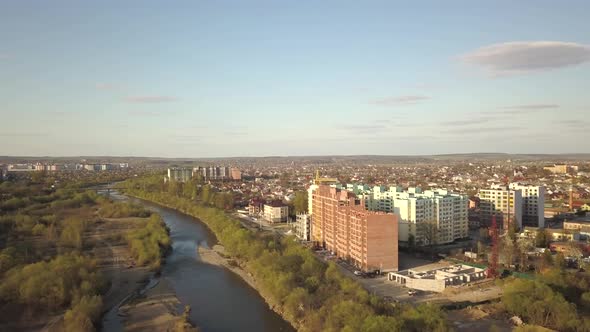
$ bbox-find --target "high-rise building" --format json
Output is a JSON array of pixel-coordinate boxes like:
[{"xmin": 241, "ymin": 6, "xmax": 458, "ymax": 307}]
[
  {"xmin": 230, "ymin": 167, "xmax": 242, "ymax": 180},
  {"xmin": 167, "ymin": 168, "xmax": 193, "ymax": 183},
  {"xmin": 543, "ymin": 164, "xmax": 579, "ymax": 174},
  {"xmin": 295, "ymin": 213, "xmax": 311, "ymax": 241},
  {"xmin": 479, "ymin": 184, "xmax": 523, "ymax": 230},
  {"xmin": 193, "ymin": 166, "xmax": 236, "ymax": 180},
  {"xmin": 509, "ymin": 183, "xmax": 545, "ymax": 228},
  {"xmin": 311, "ymin": 185, "xmax": 398, "ymax": 272},
  {"xmin": 366, "ymin": 187, "xmax": 468, "ymax": 245}
]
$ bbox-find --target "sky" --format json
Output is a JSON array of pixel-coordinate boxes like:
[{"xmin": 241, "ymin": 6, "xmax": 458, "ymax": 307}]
[{"xmin": 1, "ymin": 0, "xmax": 589, "ymax": 157}]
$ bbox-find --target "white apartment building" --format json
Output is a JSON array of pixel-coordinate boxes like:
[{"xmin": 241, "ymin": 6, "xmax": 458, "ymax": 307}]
[
  {"xmin": 167, "ymin": 168, "xmax": 193, "ymax": 183},
  {"xmin": 509, "ymin": 183, "xmax": 545, "ymax": 228},
  {"xmin": 368, "ymin": 187, "xmax": 468, "ymax": 245},
  {"xmin": 479, "ymin": 185, "xmax": 523, "ymax": 230},
  {"xmin": 295, "ymin": 214, "xmax": 311, "ymax": 241},
  {"xmin": 263, "ymin": 204, "xmax": 289, "ymax": 223}
]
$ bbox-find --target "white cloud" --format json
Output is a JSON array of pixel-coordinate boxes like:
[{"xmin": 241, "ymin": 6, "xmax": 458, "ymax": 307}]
[
  {"xmin": 370, "ymin": 95, "xmax": 430, "ymax": 106},
  {"xmin": 124, "ymin": 95, "xmax": 177, "ymax": 103},
  {"xmin": 461, "ymin": 41, "xmax": 590, "ymax": 75}
]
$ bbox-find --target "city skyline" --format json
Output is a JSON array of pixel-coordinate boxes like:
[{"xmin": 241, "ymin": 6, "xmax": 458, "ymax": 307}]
[{"xmin": 2, "ymin": 1, "xmax": 590, "ymax": 157}]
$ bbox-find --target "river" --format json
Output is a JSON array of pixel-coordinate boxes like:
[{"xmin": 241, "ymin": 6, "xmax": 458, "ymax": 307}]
[{"xmin": 101, "ymin": 191, "xmax": 294, "ymax": 332}]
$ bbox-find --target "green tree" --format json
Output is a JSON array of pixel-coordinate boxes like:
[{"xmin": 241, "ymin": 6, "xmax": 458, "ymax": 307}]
[
  {"xmin": 293, "ymin": 191, "xmax": 308, "ymax": 214},
  {"xmin": 535, "ymin": 229, "xmax": 549, "ymax": 248}
]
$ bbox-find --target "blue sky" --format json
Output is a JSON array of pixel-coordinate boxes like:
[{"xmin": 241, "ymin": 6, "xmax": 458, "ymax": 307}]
[{"xmin": 1, "ymin": 1, "xmax": 589, "ymax": 157}]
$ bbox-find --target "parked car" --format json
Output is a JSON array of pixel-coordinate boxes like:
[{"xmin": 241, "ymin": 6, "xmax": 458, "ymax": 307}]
[
  {"xmin": 408, "ymin": 290, "xmax": 417, "ymax": 296},
  {"xmin": 354, "ymin": 270, "xmax": 363, "ymax": 276}
]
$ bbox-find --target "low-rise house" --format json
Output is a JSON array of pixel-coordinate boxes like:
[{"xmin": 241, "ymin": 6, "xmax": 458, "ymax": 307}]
[{"xmin": 263, "ymin": 201, "xmax": 289, "ymax": 223}]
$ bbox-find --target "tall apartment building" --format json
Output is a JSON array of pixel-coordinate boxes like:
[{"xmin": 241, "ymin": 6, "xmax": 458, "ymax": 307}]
[
  {"xmin": 295, "ymin": 213, "xmax": 311, "ymax": 241},
  {"xmin": 478, "ymin": 185, "xmax": 523, "ymax": 230},
  {"xmin": 193, "ymin": 166, "xmax": 236, "ymax": 180},
  {"xmin": 367, "ymin": 187, "xmax": 468, "ymax": 245},
  {"xmin": 311, "ymin": 185, "xmax": 398, "ymax": 272},
  {"xmin": 167, "ymin": 168, "xmax": 193, "ymax": 183},
  {"xmin": 509, "ymin": 183, "xmax": 545, "ymax": 228},
  {"xmin": 230, "ymin": 167, "xmax": 242, "ymax": 180}
]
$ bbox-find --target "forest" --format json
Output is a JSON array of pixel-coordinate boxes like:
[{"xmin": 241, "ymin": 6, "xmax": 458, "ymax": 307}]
[{"xmin": 0, "ymin": 174, "xmax": 170, "ymax": 331}]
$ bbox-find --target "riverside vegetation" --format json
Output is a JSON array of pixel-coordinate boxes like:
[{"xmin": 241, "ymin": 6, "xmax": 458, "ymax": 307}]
[
  {"xmin": 0, "ymin": 174, "xmax": 170, "ymax": 331},
  {"xmin": 122, "ymin": 175, "xmax": 450, "ymax": 332}
]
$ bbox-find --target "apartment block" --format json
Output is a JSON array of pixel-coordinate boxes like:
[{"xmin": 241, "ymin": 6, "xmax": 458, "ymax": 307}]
[
  {"xmin": 367, "ymin": 187, "xmax": 468, "ymax": 245},
  {"xmin": 263, "ymin": 202, "xmax": 289, "ymax": 223},
  {"xmin": 193, "ymin": 166, "xmax": 234, "ymax": 180},
  {"xmin": 295, "ymin": 213, "xmax": 311, "ymax": 241},
  {"xmin": 479, "ymin": 185, "xmax": 523, "ymax": 230},
  {"xmin": 167, "ymin": 168, "xmax": 193, "ymax": 183},
  {"xmin": 509, "ymin": 183, "xmax": 545, "ymax": 228},
  {"xmin": 543, "ymin": 164, "xmax": 579, "ymax": 174},
  {"xmin": 311, "ymin": 185, "xmax": 398, "ymax": 272}
]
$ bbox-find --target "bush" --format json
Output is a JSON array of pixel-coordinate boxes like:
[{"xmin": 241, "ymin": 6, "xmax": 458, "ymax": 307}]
[
  {"xmin": 64, "ymin": 295, "xmax": 103, "ymax": 332},
  {"xmin": 127, "ymin": 214, "xmax": 170, "ymax": 269},
  {"xmin": 99, "ymin": 201, "xmax": 151, "ymax": 218}
]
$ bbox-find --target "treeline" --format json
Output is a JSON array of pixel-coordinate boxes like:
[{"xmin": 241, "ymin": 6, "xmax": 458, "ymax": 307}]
[
  {"xmin": 0, "ymin": 253, "xmax": 105, "ymax": 331},
  {"xmin": 123, "ymin": 175, "xmax": 450, "ymax": 332},
  {"xmin": 501, "ymin": 267, "xmax": 590, "ymax": 331},
  {"xmin": 99, "ymin": 201, "xmax": 151, "ymax": 218},
  {"xmin": 127, "ymin": 214, "xmax": 171, "ymax": 270}
]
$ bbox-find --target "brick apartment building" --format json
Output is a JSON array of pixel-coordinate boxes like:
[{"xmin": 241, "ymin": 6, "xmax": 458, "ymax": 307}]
[{"xmin": 311, "ymin": 185, "xmax": 398, "ymax": 272}]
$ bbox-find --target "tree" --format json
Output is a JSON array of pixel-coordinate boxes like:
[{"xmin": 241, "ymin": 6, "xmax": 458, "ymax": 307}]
[
  {"xmin": 416, "ymin": 220, "xmax": 438, "ymax": 247},
  {"xmin": 408, "ymin": 234, "xmax": 416, "ymax": 249},
  {"xmin": 293, "ymin": 191, "xmax": 308, "ymax": 215},
  {"xmin": 535, "ymin": 229, "xmax": 549, "ymax": 248},
  {"xmin": 554, "ymin": 253, "xmax": 567, "ymax": 270}
]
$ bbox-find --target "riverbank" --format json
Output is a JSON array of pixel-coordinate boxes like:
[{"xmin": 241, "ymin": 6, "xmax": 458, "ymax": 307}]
[
  {"xmin": 123, "ymin": 192, "xmax": 299, "ymax": 331},
  {"xmin": 197, "ymin": 245, "xmax": 286, "ymax": 318},
  {"xmin": 118, "ymin": 277, "xmax": 198, "ymax": 332}
]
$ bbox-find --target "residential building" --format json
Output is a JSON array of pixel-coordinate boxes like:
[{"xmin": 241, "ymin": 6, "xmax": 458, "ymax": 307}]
[
  {"xmin": 167, "ymin": 168, "xmax": 193, "ymax": 183},
  {"xmin": 193, "ymin": 166, "xmax": 234, "ymax": 180},
  {"xmin": 263, "ymin": 202, "xmax": 289, "ymax": 223},
  {"xmin": 479, "ymin": 185, "xmax": 523, "ymax": 230},
  {"xmin": 311, "ymin": 185, "xmax": 398, "ymax": 272},
  {"xmin": 248, "ymin": 198, "xmax": 265, "ymax": 216},
  {"xmin": 522, "ymin": 226, "xmax": 580, "ymax": 242},
  {"xmin": 543, "ymin": 164, "xmax": 579, "ymax": 174},
  {"xmin": 509, "ymin": 183, "xmax": 545, "ymax": 228},
  {"xmin": 230, "ymin": 167, "xmax": 242, "ymax": 180},
  {"xmin": 366, "ymin": 187, "xmax": 468, "ymax": 245},
  {"xmin": 295, "ymin": 213, "xmax": 311, "ymax": 241}
]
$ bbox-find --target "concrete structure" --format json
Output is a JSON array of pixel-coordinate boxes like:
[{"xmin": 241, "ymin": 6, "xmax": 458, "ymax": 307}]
[
  {"xmin": 193, "ymin": 166, "xmax": 233, "ymax": 180},
  {"xmin": 230, "ymin": 167, "xmax": 242, "ymax": 180},
  {"xmin": 295, "ymin": 213, "xmax": 311, "ymax": 241},
  {"xmin": 311, "ymin": 185, "xmax": 398, "ymax": 272},
  {"xmin": 367, "ymin": 187, "xmax": 468, "ymax": 245},
  {"xmin": 479, "ymin": 185, "xmax": 523, "ymax": 230},
  {"xmin": 263, "ymin": 202, "xmax": 289, "ymax": 223},
  {"xmin": 248, "ymin": 198, "xmax": 265, "ymax": 216},
  {"xmin": 509, "ymin": 183, "xmax": 545, "ymax": 228},
  {"xmin": 388, "ymin": 264, "xmax": 486, "ymax": 292},
  {"xmin": 544, "ymin": 164, "xmax": 579, "ymax": 174},
  {"xmin": 167, "ymin": 168, "xmax": 193, "ymax": 183},
  {"xmin": 522, "ymin": 226, "xmax": 580, "ymax": 242}
]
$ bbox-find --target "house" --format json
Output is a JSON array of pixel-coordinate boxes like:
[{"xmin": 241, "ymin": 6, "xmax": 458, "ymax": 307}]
[{"xmin": 263, "ymin": 201, "xmax": 289, "ymax": 223}]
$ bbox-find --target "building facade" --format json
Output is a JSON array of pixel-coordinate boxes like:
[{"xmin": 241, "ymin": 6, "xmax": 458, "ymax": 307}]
[
  {"xmin": 167, "ymin": 168, "xmax": 193, "ymax": 183},
  {"xmin": 263, "ymin": 203, "xmax": 289, "ymax": 223},
  {"xmin": 479, "ymin": 185, "xmax": 523, "ymax": 230},
  {"xmin": 509, "ymin": 183, "xmax": 545, "ymax": 228},
  {"xmin": 295, "ymin": 213, "xmax": 311, "ymax": 241},
  {"xmin": 367, "ymin": 187, "xmax": 468, "ymax": 245},
  {"xmin": 311, "ymin": 185, "xmax": 398, "ymax": 272}
]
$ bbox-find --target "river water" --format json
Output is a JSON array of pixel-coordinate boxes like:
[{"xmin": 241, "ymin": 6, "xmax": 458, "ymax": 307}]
[{"xmin": 101, "ymin": 192, "xmax": 294, "ymax": 332}]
